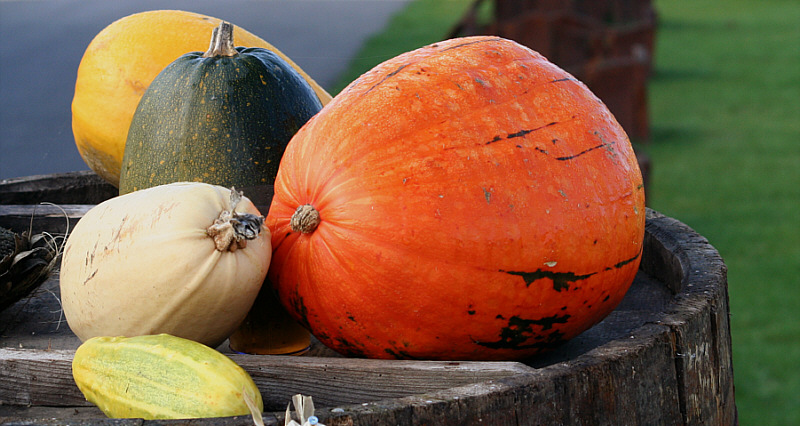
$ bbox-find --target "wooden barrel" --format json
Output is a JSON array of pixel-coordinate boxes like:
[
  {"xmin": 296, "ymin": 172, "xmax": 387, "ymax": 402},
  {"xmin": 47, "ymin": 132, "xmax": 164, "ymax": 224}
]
[{"xmin": 0, "ymin": 172, "xmax": 736, "ymax": 425}]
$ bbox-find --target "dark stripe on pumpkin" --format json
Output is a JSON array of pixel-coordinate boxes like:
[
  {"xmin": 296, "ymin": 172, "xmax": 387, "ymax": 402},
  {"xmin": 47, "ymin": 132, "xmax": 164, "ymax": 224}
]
[
  {"xmin": 438, "ymin": 37, "xmax": 503, "ymax": 53},
  {"xmin": 486, "ymin": 122, "xmax": 558, "ymax": 145},
  {"xmin": 485, "ymin": 118, "xmax": 620, "ymax": 162},
  {"xmin": 532, "ymin": 141, "xmax": 612, "ymax": 161},
  {"xmin": 271, "ymin": 231, "xmax": 293, "ymax": 251},
  {"xmin": 611, "ymin": 250, "xmax": 642, "ymax": 270},
  {"xmin": 601, "ymin": 248, "xmax": 643, "ymax": 272},
  {"xmin": 384, "ymin": 348, "xmax": 420, "ymax": 360},
  {"xmin": 476, "ymin": 314, "xmax": 569, "ymax": 350},
  {"xmin": 335, "ymin": 337, "xmax": 369, "ymax": 359},
  {"xmin": 504, "ymin": 249, "xmax": 640, "ymax": 292},
  {"xmin": 291, "ymin": 292, "xmax": 312, "ymax": 331},
  {"xmin": 361, "ymin": 63, "xmax": 410, "ymax": 97},
  {"xmin": 502, "ymin": 269, "xmax": 596, "ymax": 292},
  {"xmin": 360, "ymin": 38, "xmax": 502, "ymax": 98},
  {"xmin": 551, "ymin": 142, "xmax": 611, "ymax": 161}
]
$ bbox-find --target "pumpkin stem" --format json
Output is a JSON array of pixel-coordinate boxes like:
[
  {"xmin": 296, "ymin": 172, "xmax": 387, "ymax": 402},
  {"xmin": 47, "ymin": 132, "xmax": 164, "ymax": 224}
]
[
  {"xmin": 203, "ymin": 21, "xmax": 238, "ymax": 58},
  {"xmin": 290, "ymin": 204, "xmax": 320, "ymax": 234},
  {"xmin": 206, "ymin": 188, "xmax": 265, "ymax": 252}
]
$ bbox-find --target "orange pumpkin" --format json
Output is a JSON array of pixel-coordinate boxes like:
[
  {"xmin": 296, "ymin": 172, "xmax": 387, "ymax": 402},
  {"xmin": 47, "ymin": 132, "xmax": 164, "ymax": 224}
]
[{"xmin": 266, "ymin": 36, "xmax": 646, "ymax": 360}]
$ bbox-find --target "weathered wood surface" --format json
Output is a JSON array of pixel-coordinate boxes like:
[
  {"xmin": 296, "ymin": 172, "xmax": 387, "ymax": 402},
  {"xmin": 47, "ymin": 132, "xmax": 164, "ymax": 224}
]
[
  {"xmin": 0, "ymin": 172, "xmax": 736, "ymax": 425},
  {"xmin": 0, "ymin": 344, "xmax": 532, "ymax": 409},
  {"xmin": 0, "ymin": 204, "xmax": 92, "ymax": 236},
  {"xmin": 0, "ymin": 170, "xmax": 114, "ymax": 236},
  {"xmin": 0, "ymin": 171, "xmax": 117, "ymax": 205}
]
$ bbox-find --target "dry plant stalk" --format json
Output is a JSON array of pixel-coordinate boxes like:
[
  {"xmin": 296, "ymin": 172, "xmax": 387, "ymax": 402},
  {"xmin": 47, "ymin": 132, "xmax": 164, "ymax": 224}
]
[
  {"xmin": 0, "ymin": 203, "xmax": 68, "ymax": 314},
  {"xmin": 285, "ymin": 394, "xmax": 324, "ymax": 426}
]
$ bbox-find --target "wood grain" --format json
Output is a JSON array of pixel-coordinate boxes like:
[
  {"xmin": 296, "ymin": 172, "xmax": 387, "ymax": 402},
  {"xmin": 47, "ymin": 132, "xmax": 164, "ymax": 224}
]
[
  {"xmin": 0, "ymin": 173, "xmax": 737, "ymax": 425},
  {"xmin": 0, "ymin": 204, "xmax": 92, "ymax": 235},
  {"xmin": 0, "ymin": 347, "xmax": 533, "ymax": 412},
  {"xmin": 0, "ymin": 171, "xmax": 117, "ymax": 205}
]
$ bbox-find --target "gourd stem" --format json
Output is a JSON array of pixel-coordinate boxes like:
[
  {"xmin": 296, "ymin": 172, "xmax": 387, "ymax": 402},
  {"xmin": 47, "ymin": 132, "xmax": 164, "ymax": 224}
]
[
  {"xmin": 203, "ymin": 21, "xmax": 238, "ymax": 58},
  {"xmin": 206, "ymin": 188, "xmax": 265, "ymax": 252},
  {"xmin": 291, "ymin": 204, "xmax": 320, "ymax": 234}
]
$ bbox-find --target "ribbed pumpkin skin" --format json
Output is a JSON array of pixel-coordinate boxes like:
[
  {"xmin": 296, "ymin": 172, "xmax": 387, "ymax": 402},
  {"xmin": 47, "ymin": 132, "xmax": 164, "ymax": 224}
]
[
  {"xmin": 72, "ymin": 10, "xmax": 332, "ymax": 186},
  {"xmin": 72, "ymin": 334, "xmax": 263, "ymax": 419},
  {"xmin": 267, "ymin": 36, "xmax": 646, "ymax": 360},
  {"xmin": 119, "ymin": 46, "xmax": 322, "ymax": 195}
]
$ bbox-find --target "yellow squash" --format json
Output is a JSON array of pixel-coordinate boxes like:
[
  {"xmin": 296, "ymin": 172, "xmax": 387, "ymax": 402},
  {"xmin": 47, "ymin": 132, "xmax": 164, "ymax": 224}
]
[
  {"xmin": 72, "ymin": 10, "xmax": 332, "ymax": 186},
  {"xmin": 72, "ymin": 334, "xmax": 263, "ymax": 419}
]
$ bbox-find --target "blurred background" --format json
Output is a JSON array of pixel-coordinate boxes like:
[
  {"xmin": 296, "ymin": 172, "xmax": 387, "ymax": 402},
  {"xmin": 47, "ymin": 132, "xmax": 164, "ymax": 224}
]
[
  {"xmin": 0, "ymin": 0, "xmax": 410, "ymax": 180},
  {"xmin": 2, "ymin": 0, "xmax": 798, "ymax": 424}
]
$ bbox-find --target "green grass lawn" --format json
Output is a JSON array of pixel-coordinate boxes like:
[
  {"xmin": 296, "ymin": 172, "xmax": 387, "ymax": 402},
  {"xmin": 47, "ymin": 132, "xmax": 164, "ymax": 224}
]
[
  {"xmin": 331, "ymin": 0, "xmax": 799, "ymax": 424},
  {"xmin": 330, "ymin": 0, "xmax": 479, "ymax": 94},
  {"xmin": 646, "ymin": 1, "xmax": 800, "ymax": 424}
]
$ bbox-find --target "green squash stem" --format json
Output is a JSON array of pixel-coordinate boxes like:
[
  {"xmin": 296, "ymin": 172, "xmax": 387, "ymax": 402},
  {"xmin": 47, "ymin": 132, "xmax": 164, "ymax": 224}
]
[{"xmin": 203, "ymin": 21, "xmax": 238, "ymax": 58}]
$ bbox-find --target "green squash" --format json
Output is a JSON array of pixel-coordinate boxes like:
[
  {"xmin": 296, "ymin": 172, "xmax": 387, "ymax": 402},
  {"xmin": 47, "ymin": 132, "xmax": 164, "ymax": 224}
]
[{"xmin": 119, "ymin": 21, "xmax": 323, "ymax": 202}]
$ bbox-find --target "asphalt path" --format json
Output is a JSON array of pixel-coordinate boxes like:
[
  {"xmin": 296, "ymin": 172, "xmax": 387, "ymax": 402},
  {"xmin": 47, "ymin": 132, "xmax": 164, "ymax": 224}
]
[{"xmin": 0, "ymin": 0, "xmax": 410, "ymax": 181}]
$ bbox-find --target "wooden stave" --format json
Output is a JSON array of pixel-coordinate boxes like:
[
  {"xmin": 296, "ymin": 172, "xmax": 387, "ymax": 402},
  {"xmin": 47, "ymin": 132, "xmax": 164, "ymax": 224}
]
[{"xmin": 0, "ymin": 173, "xmax": 736, "ymax": 425}]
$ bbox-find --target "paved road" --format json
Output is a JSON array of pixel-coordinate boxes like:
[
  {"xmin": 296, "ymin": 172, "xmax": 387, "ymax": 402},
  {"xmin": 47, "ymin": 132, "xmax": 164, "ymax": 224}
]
[{"xmin": 0, "ymin": 0, "xmax": 410, "ymax": 181}]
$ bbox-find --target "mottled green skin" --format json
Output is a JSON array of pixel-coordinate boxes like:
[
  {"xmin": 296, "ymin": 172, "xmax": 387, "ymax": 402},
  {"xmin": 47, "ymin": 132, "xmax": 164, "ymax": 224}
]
[{"xmin": 119, "ymin": 47, "xmax": 322, "ymax": 195}]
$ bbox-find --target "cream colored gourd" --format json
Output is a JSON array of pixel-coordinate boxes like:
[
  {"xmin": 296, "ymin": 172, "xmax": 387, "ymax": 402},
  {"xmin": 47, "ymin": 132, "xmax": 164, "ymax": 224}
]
[
  {"xmin": 60, "ymin": 182, "xmax": 271, "ymax": 347},
  {"xmin": 72, "ymin": 334, "xmax": 264, "ymax": 419}
]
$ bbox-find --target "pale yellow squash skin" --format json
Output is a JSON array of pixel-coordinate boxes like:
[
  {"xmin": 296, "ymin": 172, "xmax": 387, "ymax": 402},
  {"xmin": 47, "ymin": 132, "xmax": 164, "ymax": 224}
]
[
  {"xmin": 73, "ymin": 334, "xmax": 264, "ymax": 419},
  {"xmin": 60, "ymin": 182, "xmax": 271, "ymax": 347},
  {"xmin": 72, "ymin": 10, "xmax": 333, "ymax": 186}
]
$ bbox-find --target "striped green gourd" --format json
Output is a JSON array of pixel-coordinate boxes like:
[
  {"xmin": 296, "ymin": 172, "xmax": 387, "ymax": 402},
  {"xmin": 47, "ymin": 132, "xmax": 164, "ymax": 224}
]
[{"xmin": 119, "ymin": 21, "xmax": 322, "ymax": 197}]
